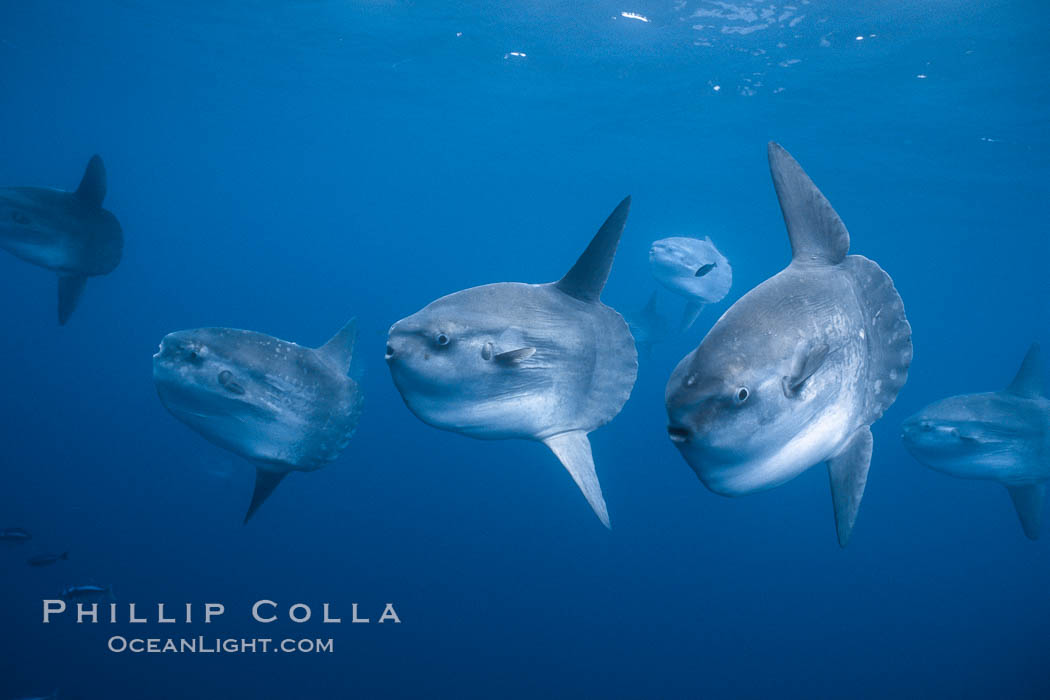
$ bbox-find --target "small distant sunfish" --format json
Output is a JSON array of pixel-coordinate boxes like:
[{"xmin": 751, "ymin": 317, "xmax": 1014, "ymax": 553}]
[
  {"xmin": 153, "ymin": 320, "xmax": 363, "ymax": 522},
  {"xmin": 28, "ymin": 552, "xmax": 69, "ymax": 567},
  {"xmin": 903, "ymin": 344, "xmax": 1050, "ymax": 539},
  {"xmin": 649, "ymin": 235, "xmax": 732, "ymax": 330},
  {"xmin": 386, "ymin": 198, "xmax": 637, "ymax": 528},
  {"xmin": 665, "ymin": 143, "xmax": 912, "ymax": 547},
  {"xmin": 0, "ymin": 528, "xmax": 32, "ymax": 544},
  {"xmin": 61, "ymin": 584, "xmax": 114, "ymax": 603},
  {"xmin": 0, "ymin": 155, "xmax": 123, "ymax": 324}
]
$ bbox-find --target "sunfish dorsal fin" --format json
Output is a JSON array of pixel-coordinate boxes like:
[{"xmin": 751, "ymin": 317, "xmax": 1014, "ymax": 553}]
[
  {"xmin": 1005, "ymin": 483, "xmax": 1044, "ymax": 540},
  {"xmin": 245, "ymin": 469, "xmax": 288, "ymax": 523},
  {"xmin": 57, "ymin": 276, "xmax": 87, "ymax": 325},
  {"xmin": 768, "ymin": 142, "xmax": 849, "ymax": 265},
  {"xmin": 543, "ymin": 431, "xmax": 611, "ymax": 528},
  {"xmin": 316, "ymin": 318, "xmax": 357, "ymax": 374},
  {"xmin": 555, "ymin": 196, "xmax": 631, "ymax": 302},
  {"xmin": 642, "ymin": 291, "xmax": 659, "ymax": 314},
  {"xmin": 75, "ymin": 155, "xmax": 106, "ymax": 207},
  {"xmin": 1005, "ymin": 343, "xmax": 1042, "ymax": 398},
  {"xmin": 827, "ymin": 426, "xmax": 873, "ymax": 547}
]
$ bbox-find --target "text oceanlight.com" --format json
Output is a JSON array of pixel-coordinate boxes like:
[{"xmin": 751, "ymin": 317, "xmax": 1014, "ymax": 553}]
[{"xmin": 108, "ymin": 637, "xmax": 335, "ymax": 654}]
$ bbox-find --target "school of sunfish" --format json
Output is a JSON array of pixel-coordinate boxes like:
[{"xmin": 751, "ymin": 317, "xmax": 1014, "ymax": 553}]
[{"xmin": 3, "ymin": 141, "xmax": 1046, "ymax": 548}]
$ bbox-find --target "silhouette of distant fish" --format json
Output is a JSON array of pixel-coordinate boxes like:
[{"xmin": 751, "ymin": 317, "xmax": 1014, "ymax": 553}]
[
  {"xmin": 153, "ymin": 320, "xmax": 363, "ymax": 522},
  {"xmin": 666, "ymin": 143, "xmax": 912, "ymax": 547},
  {"xmin": 28, "ymin": 552, "xmax": 69, "ymax": 567},
  {"xmin": 11, "ymin": 690, "xmax": 59, "ymax": 700},
  {"xmin": 0, "ymin": 156, "xmax": 123, "ymax": 324},
  {"xmin": 649, "ymin": 235, "xmax": 732, "ymax": 330},
  {"xmin": 903, "ymin": 343, "xmax": 1050, "ymax": 539},
  {"xmin": 386, "ymin": 197, "xmax": 637, "ymax": 528},
  {"xmin": 61, "ymin": 584, "xmax": 114, "ymax": 603},
  {"xmin": 0, "ymin": 528, "xmax": 32, "ymax": 544},
  {"xmin": 625, "ymin": 291, "xmax": 674, "ymax": 359}
]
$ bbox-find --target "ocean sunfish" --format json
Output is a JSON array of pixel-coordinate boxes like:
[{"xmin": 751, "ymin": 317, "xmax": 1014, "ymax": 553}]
[
  {"xmin": 902, "ymin": 344, "xmax": 1050, "ymax": 539},
  {"xmin": 386, "ymin": 197, "xmax": 637, "ymax": 528},
  {"xmin": 0, "ymin": 527, "xmax": 32, "ymax": 544},
  {"xmin": 649, "ymin": 235, "xmax": 732, "ymax": 330},
  {"xmin": 153, "ymin": 320, "xmax": 363, "ymax": 522},
  {"xmin": 0, "ymin": 156, "xmax": 123, "ymax": 324},
  {"xmin": 665, "ymin": 143, "xmax": 912, "ymax": 547}
]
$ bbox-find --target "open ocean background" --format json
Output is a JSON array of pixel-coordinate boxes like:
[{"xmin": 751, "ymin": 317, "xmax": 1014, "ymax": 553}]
[{"xmin": 1, "ymin": 1, "xmax": 1048, "ymax": 698}]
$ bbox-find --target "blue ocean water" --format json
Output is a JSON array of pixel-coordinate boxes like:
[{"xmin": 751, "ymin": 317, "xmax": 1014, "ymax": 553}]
[{"xmin": 1, "ymin": 1, "xmax": 1048, "ymax": 698}]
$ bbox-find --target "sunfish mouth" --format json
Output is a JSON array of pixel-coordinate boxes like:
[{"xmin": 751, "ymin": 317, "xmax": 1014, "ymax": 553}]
[{"xmin": 667, "ymin": 423, "xmax": 692, "ymax": 443}]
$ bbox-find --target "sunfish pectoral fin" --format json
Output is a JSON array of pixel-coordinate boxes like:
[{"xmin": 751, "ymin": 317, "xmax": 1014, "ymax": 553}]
[
  {"xmin": 75, "ymin": 154, "xmax": 106, "ymax": 207},
  {"xmin": 555, "ymin": 196, "xmax": 630, "ymax": 303},
  {"xmin": 680, "ymin": 301, "xmax": 705, "ymax": 331},
  {"xmin": 1004, "ymin": 343, "xmax": 1042, "ymax": 399},
  {"xmin": 494, "ymin": 347, "xmax": 536, "ymax": 364},
  {"xmin": 57, "ymin": 275, "xmax": 87, "ymax": 325},
  {"xmin": 826, "ymin": 426, "xmax": 873, "ymax": 548},
  {"xmin": 543, "ymin": 431, "xmax": 611, "ymax": 529},
  {"xmin": 768, "ymin": 142, "xmax": 849, "ymax": 265},
  {"xmin": 1005, "ymin": 483, "xmax": 1044, "ymax": 540},
  {"xmin": 245, "ymin": 469, "xmax": 288, "ymax": 524},
  {"xmin": 316, "ymin": 317, "xmax": 358, "ymax": 374},
  {"xmin": 694, "ymin": 263, "xmax": 716, "ymax": 277},
  {"xmin": 782, "ymin": 340, "xmax": 830, "ymax": 397}
]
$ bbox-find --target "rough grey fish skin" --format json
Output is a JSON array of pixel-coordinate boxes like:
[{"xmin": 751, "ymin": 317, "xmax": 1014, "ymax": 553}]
[
  {"xmin": 386, "ymin": 198, "xmax": 637, "ymax": 528},
  {"xmin": 0, "ymin": 156, "xmax": 122, "ymax": 324},
  {"xmin": 153, "ymin": 320, "xmax": 363, "ymax": 522},
  {"xmin": 665, "ymin": 143, "xmax": 912, "ymax": 547},
  {"xmin": 903, "ymin": 344, "xmax": 1050, "ymax": 539}
]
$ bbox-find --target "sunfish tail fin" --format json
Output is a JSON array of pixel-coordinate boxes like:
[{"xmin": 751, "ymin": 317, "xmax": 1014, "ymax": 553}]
[
  {"xmin": 843, "ymin": 256, "xmax": 912, "ymax": 423},
  {"xmin": 316, "ymin": 318, "xmax": 358, "ymax": 375},
  {"xmin": 245, "ymin": 469, "xmax": 288, "ymax": 524},
  {"xmin": 555, "ymin": 196, "xmax": 630, "ymax": 302},
  {"xmin": 768, "ymin": 142, "xmax": 849, "ymax": 265},
  {"xmin": 680, "ymin": 301, "xmax": 705, "ymax": 331},
  {"xmin": 543, "ymin": 431, "xmax": 611, "ymax": 529},
  {"xmin": 75, "ymin": 154, "xmax": 106, "ymax": 207},
  {"xmin": 1005, "ymin": 343, "xmax": 1042, "ymax": 398},
  {"xmin": 1005, "ymin": 483, "xmax": 1044, "ymax": 540},
  {"xmin": 57, "ymin": 275, "xmax": 87, "ymax": 325},
  {"xmin": 827, "ymin": 426, "xmax": 873, "ymax": 548}
]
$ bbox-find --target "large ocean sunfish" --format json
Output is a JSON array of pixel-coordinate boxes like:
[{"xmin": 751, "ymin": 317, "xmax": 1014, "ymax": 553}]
[
  {"xmin": 153, "ymin": 320, "xmax": 363, "ymax": 522},
  {"xmin": 903, "ymin": 344, "xmax": 1049, "ymax": 539},
  {"xmin": 665, "ymin": 143, "xmax": 912, "ymax": 546},
  {"xmin": 386, "ymin": 198, "xmax": 637, "ymax": 528},
  {"xmin": 0, "ymin": 156, "xmax": 123, "ymax": 324}
]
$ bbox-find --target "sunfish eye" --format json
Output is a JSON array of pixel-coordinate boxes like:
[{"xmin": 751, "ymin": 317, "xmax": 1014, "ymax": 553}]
[
  {"xmin": 436, "ymin": 332, "xmax": 450, "ymax": 346},
  {"xmin": 186, "ymin": 349, "xmax": 204, "ymax": 365},
  {"xmin": 734, "ymin": 387, "xmax": 750, "ymax": 404}
]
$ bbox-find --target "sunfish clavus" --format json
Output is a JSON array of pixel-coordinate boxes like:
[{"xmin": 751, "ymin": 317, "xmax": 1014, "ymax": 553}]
[
  {"xmin": 0, "ymin": 156, "xmax": 122, "ymax": 324},
  {"xmin": 665, "ymin": 143, "xmax": 912, "ymax": 546},
  {"xmin": 385, "ymin": 198, "xmax": 638, "ymax": 528},
  {"xmin": 902, "ymin": 343, "xmax": 1050, "ymax": 539},
  {"xmin": 153, "ymin": 320, "xmax": 363, "ymax": 522}
]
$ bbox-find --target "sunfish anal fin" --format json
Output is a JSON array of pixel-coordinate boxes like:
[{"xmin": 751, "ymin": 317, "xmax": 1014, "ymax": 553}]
[
  {"xmin": 826, "ymin": 425, "xmax": 873, "ymax": 548},
  {"xmin": 1005, "ymin": 343, "xmax": 1042, "ymax": 399},
  {"xmin": 768, "ymin": 142, "xmax": 849, "ymax": 265},
  {"xmin": 555, "ymin": 196, "xmax": 630, "ymax": 303},
  {"xmin": 245, "ymin": 469, "xmax": 288, "ymax": 524},
  {"xmin": 543, "ymin": 431, "xmax": 611, "ymax": 529},
  {"xmin": 75, "ymin": 154, "xmax": 107, "ymax": 208},
  {"xmin": 316, "ymin": 318, "xmax": 358, "ymax": 374},
  {"xmin": 680, "ymin": 301, "xmax": 705, "ymax": 331},
  {"xmin": 1005, "ymin": 483, "xmax": 1044, "ymax": 540},
  {"xmin": 57, "ymin": 275, "xmax": 87, "ymax": 325}
]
